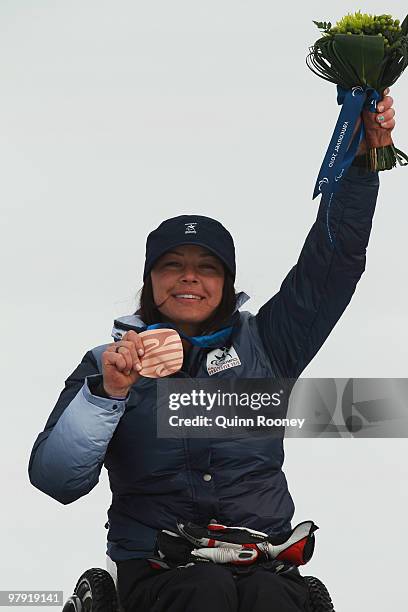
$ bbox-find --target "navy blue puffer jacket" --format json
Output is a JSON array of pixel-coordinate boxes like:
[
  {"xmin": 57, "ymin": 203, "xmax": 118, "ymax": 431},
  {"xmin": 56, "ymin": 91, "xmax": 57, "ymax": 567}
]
[{"xmin": 28, "ymin": 165, "xmax": 379, "ymax": 561}]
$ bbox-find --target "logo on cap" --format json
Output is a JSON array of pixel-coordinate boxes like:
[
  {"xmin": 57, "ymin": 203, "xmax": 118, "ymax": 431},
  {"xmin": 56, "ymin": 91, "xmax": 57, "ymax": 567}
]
[{"xmin": 185, "ymin": 223, "xmax": 198, "ymax": 234}]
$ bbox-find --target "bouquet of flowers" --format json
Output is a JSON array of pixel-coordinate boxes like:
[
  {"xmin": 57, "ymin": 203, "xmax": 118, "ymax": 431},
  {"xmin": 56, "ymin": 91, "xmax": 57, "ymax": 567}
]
[{"xmin": 306, "ymin": 11, "xmax": 408, "ymax": 201}]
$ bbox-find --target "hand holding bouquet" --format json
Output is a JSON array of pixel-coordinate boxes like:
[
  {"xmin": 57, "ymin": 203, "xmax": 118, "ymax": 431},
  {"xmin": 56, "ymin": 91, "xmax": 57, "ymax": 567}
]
[
  {"xmin": 352, "ymin": 86, "xmax": 394, "ymax": 156},
  {"xmin": 307, "ymin": 11, "xmax": 408, "ymax": 201}
]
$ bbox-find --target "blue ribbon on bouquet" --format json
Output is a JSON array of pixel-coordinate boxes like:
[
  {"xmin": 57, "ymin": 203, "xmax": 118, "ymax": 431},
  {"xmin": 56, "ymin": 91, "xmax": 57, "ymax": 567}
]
[{"xmin": 312, "ymin": 85, "xmax": 381, "ymax": 245}]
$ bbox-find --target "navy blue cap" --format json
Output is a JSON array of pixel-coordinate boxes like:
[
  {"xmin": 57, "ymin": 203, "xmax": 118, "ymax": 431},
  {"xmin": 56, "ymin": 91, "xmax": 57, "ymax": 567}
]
[{"xmin": 143, "ymin": 215, "xmax": 236, "ymax": 281}]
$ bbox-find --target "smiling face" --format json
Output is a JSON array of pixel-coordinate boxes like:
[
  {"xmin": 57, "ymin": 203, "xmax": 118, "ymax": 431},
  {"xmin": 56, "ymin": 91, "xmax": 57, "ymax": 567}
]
[{"xmin": 150, "ymin": 244, "xmax": 225, "ymax": 335}]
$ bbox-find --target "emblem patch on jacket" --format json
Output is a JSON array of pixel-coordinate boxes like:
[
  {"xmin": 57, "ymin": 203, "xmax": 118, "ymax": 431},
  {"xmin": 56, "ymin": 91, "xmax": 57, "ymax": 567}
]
[{"xmin": 206, "ymin": 345, "xmax": 241, "ymax": 376}]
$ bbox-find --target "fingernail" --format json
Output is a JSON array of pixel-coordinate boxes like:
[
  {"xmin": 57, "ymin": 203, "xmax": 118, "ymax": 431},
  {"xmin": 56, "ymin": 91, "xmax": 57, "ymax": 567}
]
[
  {"xmin": 377, "ymin": 105, "xmax": 384, "ymax": 112},
  {"xmin": 138, "ymin": 348, "xmax": 144, "ymax": 356},
  {"xmin": 136, "ymin": 363, "xmax": 142, "ymax": 371},
  {"xmin": 377, "ymin": 115, "xmax": 385, "ymax": 122}
]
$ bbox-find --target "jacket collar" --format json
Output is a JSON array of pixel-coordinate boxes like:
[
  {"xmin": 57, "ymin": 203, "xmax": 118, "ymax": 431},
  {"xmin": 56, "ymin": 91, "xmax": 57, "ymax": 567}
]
[{"xmin": 111, "ymin": 291, "xmax": 250, "ymax": 348}]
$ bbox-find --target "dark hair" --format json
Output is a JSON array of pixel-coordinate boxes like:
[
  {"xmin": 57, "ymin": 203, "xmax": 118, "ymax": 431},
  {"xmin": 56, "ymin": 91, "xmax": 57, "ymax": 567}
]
[{"xmin": 135, "ymin": 266, "xmax": 237, "ymax": 333}]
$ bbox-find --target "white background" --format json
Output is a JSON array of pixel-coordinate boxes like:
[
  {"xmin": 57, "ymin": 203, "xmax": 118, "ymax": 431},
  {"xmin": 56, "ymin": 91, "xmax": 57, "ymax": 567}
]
[{"xmin": 1, "ymin": 1, "xmax": 407, "ymax": 610}]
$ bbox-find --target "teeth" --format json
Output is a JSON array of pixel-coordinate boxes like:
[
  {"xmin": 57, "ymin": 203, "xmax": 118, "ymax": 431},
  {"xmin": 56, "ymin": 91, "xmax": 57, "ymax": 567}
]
[{"xmin": 175, "ymin": 294, "xmax": 202, "ymax": 300}]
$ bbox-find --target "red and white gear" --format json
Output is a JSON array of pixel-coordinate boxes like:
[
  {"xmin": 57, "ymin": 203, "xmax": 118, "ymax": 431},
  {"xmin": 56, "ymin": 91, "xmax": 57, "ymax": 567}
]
[
  {"xmin": 176, "ymin": 519, "xmax": 318, "ymax": 567},
  {"xmin": 191, "ymin": 546, "xmax": 260, "ymax": 564}
]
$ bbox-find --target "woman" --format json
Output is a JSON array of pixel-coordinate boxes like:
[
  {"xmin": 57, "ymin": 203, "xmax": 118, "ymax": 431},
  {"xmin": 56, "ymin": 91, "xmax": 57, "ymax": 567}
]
[{"xmin": 29, "ymin": 91, "xmax": 395, "ymax": 612}]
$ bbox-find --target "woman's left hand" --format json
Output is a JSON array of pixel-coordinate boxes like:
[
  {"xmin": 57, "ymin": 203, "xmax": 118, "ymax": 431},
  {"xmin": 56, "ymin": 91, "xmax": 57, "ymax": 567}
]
[
  {"xmin": 375, "ymin": 88, "xmax": 395, "ymax": 130},
  {"xmin": 355, "ymin": 87, "xmax": 396, "ymax": 155}
]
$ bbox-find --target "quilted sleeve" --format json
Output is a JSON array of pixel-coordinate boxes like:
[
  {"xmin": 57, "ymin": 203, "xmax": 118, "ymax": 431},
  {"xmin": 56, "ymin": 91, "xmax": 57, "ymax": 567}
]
[
  {"xmin": 28, "ymin": 349, "xmax": 128, "ymax": 504},
  {"xmin": 255, "ymin": 165, "xmax": 380, "ymax": 379}
]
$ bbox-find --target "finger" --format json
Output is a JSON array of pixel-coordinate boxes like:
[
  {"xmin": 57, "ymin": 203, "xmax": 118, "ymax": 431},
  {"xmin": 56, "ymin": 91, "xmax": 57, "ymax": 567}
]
[
  {"xmin": 113, "ymin": 339, "xmax": 141, "ymax": 371},
  {"xmin": 377, "ymin": 95, "xmax": 393, "ymax": 112},
  {"xmin": 377, "ymin": 108, "xmax": 395, "ymax": 126},
  {"xmin": 122, "ymin": 335, "xmax": 144, "ymax": 371},
  {"xmin": 115, "ymin": 346, "xmax": 134, "ymax": 374},
  {"xmin": 103, "ymin": 350, "xmax": 132, "ymax": 374},
  {"xmin": 380, "ymin": 118, "xmax": 395, "ymax": 130},
  {"xmin": 123, "ymin": 330, "xmax": 145, "ymax": 358},
  {"xmin": 118, "ymin": 345, "xmax": 142, "ymax": 373},
  {"xmin": 377, "ymin": 107, "xmax": 395, "ymax": 122}
]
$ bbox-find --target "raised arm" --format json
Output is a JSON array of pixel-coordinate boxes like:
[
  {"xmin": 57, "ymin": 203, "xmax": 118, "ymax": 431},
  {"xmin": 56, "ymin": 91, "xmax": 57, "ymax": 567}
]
[
  {"xmin": 255, "ymin": 88, "xmax": 396, "ymax": 379},
  {"xmin": 255, "ymin": 163, "xmax": 379, "ymax": 379}
]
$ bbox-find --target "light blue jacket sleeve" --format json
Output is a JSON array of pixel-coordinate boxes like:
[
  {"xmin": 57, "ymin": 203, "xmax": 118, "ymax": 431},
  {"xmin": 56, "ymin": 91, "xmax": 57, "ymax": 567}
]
[{"xmin": 28, "ymin": 349, "xmax": 128, "ymax": 504}]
